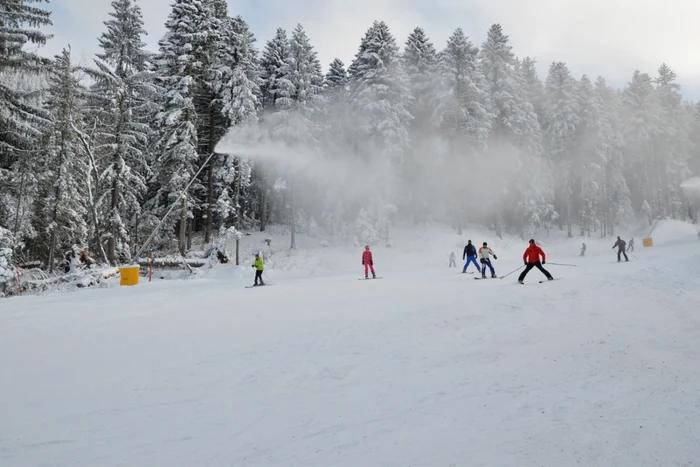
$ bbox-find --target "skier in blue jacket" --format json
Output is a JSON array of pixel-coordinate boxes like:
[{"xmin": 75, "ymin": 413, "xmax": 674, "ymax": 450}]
[{"xmin": 462, "ymin": 240, "xmax": 480, "ymax": 273}]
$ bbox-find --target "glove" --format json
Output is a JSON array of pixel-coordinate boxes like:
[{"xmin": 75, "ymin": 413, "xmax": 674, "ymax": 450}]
[
  {"xmin": 542, "ymin": 260, "xmax": 545, "ymax": 264},
  {"xmin": 524, "ymin": 262, "xmax": 527, "ymax": 266},
  {"xmin": 494, "ymin": 255, "xmax": 498, "ymax": 260}
]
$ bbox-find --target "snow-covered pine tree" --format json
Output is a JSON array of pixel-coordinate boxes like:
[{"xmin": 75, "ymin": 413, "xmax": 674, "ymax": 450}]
[
  {"xmin": 285, "ymin": 23, "xmax": 324, "ymax": 247},
  {"xmin": 0, "ymin": 0, "xmax": 53, "ymax": 228},
  {"xmin": 403, "ymin": 27, "xmax": 438, "ymax": 126},
  {"xmin": 152, "ymin": 0, "xmax": 211, "ymax": 254},
  {"xmin": 621, "ymin": 70, "xmax": 663, "ymax": 218},
  {"xmin": 653, "ymin": 63, "xmax": 692, "ymax": 219},
  {"xmin": 401, "ymin": 27, "xmax": 440, "ymax": 223},
  {"xmin": 594, "ymin": 77, "xmax": 631, "ymax": 235},
  {"xmin": 542, "ymin": 61, "xmax": 580, "ymax": 236},
  {"xmin": 480, "ymin": 24, "xmax": 549, "ymax": 238},
  {"xmin": 349, "ymin": 21, "xmax": 412, "ymax": 164},
  {"xmin": 195, "ymin": 0, "xmax": 227, "ymax": 244},
  {"xmin": 433, "ymin": 28, "xmax": 491, "ymax": 233},
  {"xmin": 32, "ymin": 48, "xmax": 90, "ymax": 270},
  {"xmin": 324, "ymin": 58, "xmax": 348, "ymax": 92},
  {"xmin": 689, "ymin": 102, "xmax": 700, "ymax": 178},
  {"xmin": 348, "ymin": 21, "xmax": 412, "ymax": 241},
  {"xmin": 434, "ymin": 28, "xmax": 491, "ymax": 150},
  {"xmin": 88, "ymin": 0, "xmax": 154, "ymax": 264},
  {"xmin": 260, "ymin": 27, "xmax": 294, "ymax": 115},
  {"xmin": 520, "ymin": 57, "xmax": 545, "ymax": 122},
  {"xmin": 0, "ymin": 0, "xmax": 52, "ymax": 69},
  {"xmin": 258, "ymin": 27, "xmax": 293, "ymax": 231},
  {"xmin": 216, "ymin": 14, "xmax": 261, "ymax": 262}
]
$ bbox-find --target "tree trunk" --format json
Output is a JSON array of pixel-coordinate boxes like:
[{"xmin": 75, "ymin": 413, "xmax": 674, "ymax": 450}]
[
  {"xmin": 290, "ymin": 177, "xmax": 296, "ymax": 249},
  {"xmin": 13, "ymin": 167, "xmax": 25, "ymax": 237},
  {"xmin": 260, "ymin": 172, "xmax": 268, "ymax": 232},
  {"xmin": 107, "ymin": 174, "xmax": 119, "ymax": 263},
  {"xmin": 205, "ymin": 161, "xmax": 213, "ymax": 244},
  {"xmin": 179, "ymin": 196, "xmax": 187, "ymax": 255}
]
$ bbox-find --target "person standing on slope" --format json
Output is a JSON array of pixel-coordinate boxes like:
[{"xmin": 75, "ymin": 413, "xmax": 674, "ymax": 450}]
[
  {"xmin": 478, "ymin": 242, "xmax": 498, "ymax": 278},
  {"xmin": 612, "ymin": 236, "xmax": 629, "ymax": 262},
  {"xmin": 628, "ymin": 238, "xmax": 635, "ymax": 252},
  {"xmin": 580, "ymin": 242, "xmax": 586, "ymax": 257},
  {"xmin": 449, "ymin": 251, "xmax": 457, "ymax": 268},
  {"xmin": 462, "ymin": 240, "xmax": 479, "ymax": 273},
  {"xmin": 518, "ymin": 239, "xmax": 554, "ymax": 283},
  {"xmin": 252, "ymin": 253, "xmax": 265, "ymax": 286},
  {"xmin": 362, "ymin": 245, "xmax": 376, "ymax": 279}
]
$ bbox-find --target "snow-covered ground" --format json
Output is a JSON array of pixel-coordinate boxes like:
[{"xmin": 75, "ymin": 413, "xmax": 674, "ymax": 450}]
[{"xmin": 2, "ymin": 221, "xmax": 700, "ymax": 466}]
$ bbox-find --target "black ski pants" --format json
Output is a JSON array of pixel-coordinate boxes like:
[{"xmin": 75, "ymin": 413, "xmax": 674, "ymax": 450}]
[
  {"xmin": 617, "ymin": 248, "xmax": 629, "ymax": 261},
  {"xmin": 518, "ymin": 262, "xmax": 553, "ymax": 281},
  {"xmin": 254, "ymin": 270, "xmax": 265, "ymax": 285}
]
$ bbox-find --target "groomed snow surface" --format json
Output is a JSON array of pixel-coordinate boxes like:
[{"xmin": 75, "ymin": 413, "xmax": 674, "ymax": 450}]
[{"xmin": 3, "ymin": 220, "xmax": 700, "ymax": 466}]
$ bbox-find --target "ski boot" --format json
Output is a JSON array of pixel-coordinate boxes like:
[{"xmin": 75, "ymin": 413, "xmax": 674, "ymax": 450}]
[
  {"xmin": 491, "ymin": 273, "xmax": 497, "ymax": 278},
  {"xmin": 372, "ymin": 274, "xmax": 376, "ymax": 279}
]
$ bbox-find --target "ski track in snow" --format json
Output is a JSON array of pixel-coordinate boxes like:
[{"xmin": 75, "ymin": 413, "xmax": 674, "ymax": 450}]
[{"xmin": 2, "ymin": 230, "xmax": 700, "ymax": 466}]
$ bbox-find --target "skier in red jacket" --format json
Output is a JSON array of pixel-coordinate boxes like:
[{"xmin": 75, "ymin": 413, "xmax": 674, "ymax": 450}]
[
  {"xmin": 362, "ymin": 245, "xmax": 376, "ymax": 279},
  {"xmin": 518, "ymin": 239, "xmax": 554, "ymax": 283}
]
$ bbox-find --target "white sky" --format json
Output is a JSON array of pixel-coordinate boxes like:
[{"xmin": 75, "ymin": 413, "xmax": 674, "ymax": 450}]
[{"xmin": 44, "ymin": 0, "xmax": 700, "ymax": 99}]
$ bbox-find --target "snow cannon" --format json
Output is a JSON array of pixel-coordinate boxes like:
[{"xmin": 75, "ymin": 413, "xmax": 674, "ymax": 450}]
[{"xmin": 119, "ymin": 264, "xmax": 140, "ymax": 286}]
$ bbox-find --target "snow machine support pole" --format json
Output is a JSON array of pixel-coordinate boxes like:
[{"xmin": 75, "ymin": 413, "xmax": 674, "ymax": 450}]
[
  {"xmin": 134, "ymin": 152, "xmax": 219, "ymax": 261},
  {"xmin": 547, "ymin": 262, "xmax": 577, "ymax": 267},
  {"xmin": 500, "ymin": 265, "xmax": 525, "ymax": 279}
]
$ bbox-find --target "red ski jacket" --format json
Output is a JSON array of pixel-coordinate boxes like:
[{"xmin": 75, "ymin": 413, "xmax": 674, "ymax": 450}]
[
  {"xmin": 523, "ymin": 244, "xmax": 546, "ymax": 263},
  {"xmin": 362, "ymin": 250, "xmax": 373, "ymax": 265}
]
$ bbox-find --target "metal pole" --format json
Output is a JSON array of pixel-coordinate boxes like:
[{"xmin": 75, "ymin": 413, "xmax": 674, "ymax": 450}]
[
  {"xmin": 500, "ymin": 265, "xmax": 525, "ymax": 279},
  {"xmin": 134, "ymin": 152, "xmax": 218, "ymax": 261}
]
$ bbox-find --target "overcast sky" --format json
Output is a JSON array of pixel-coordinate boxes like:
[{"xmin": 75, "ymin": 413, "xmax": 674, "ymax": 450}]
[{"xmin": 43, "ymin": 0, "xmax": 700, "ymax": 100}]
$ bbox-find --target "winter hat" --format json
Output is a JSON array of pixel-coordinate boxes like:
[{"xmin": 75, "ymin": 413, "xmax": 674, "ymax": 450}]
[
  {"xmin": 468, "ymin": 240, "xmax": 472, "ymax": 243},
  {"xmin": 529, "ymin": 239, "xmax": 535, "ymax": 244},
  {"xmin": 254, "ymin": 253, "xmax": 259, "ymax": 257},
  {"xmin": 483, "ymin": 242, "xmax": 487, "ymax": 246},
  {"xmin": 365, "ymin": 245, "xmax": 370, "ymax": 250}
]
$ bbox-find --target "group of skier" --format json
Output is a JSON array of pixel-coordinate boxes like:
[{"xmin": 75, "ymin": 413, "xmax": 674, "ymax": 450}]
[
  {"xmin": 249, "ymin": 234, "xmax": 637, "ymax": 286},
  {"xmin": 449, "ymin": 238, "xmax": 552, "ymax": 282}
]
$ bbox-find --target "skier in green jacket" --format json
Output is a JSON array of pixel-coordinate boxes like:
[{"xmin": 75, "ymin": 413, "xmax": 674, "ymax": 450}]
[{"xmin": 252, "ymin": 253, "xmax": 265, "ymax": 286}]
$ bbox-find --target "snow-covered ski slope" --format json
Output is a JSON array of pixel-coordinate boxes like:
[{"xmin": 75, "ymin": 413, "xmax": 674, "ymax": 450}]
[{"xmin": 3, "ymin": 221, "xmax": 700, "ymax": 466}]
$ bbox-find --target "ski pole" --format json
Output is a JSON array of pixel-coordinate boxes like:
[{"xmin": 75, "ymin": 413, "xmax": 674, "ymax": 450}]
[
  {"xmin": 547, "ymin": 262, "xmax": 577, "ymax": 267},
  {"xmin": 500, "ymin": 265, "xmax": 524, "ymax": 279}
]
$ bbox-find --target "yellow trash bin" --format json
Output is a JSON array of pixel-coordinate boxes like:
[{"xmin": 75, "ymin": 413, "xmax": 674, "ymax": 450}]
[
  {"xmin": 642, "ymin": 237, "xmax": 653, "ymax": 248},
  {"xmin": 119, "ymin": 265, "xmax": 140, "ymax": 286}
]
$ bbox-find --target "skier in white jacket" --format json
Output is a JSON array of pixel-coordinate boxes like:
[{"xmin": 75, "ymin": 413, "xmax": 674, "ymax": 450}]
[{"xmin": 478, "ymin": 242, "xmax": 498, "ymax": 278}]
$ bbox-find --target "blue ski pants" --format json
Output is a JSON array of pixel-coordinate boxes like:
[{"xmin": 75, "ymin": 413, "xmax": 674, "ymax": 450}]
[
  {"xmin": 481, "ymin": 258, "xmax": 495, "ymax": 276},
  {"xmin": 463, "ymin": 256, "xmax": 479, "ymax": 272}
]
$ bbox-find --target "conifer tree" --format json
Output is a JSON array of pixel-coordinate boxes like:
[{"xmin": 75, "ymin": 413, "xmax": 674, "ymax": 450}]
[
  {"xmin": 152, "ymin": 0, "xmax": 212, "ymax": 254},
  {"xmin": 89, "ymin": 0, "xmax": 153, "ymax": 263},
  {"xmin": 33, "ymin": 48, "xmax": 89, "ymax": 270},
  {"xmin": 543, "ymin": 61, "xmax": 580, "ymax": 236}
]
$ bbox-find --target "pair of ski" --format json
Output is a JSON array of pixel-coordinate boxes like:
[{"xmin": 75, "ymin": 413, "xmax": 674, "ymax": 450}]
[
  {"xmin": 359, "ymin": 277, "xmax": 383, "ymax": 280},
  {"xmin": 245, "ymin": 284, "xmax": 272, "ymax": 288}
]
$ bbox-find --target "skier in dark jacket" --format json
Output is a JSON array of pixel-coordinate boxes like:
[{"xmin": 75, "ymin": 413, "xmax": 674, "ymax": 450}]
[
  {"xmin": 612, "ymin": 236, "xmax": 629, "ymax": 262},
  {"xmin": 462, "ymin": 240, "xmax": 479, "ymax": 273}
]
